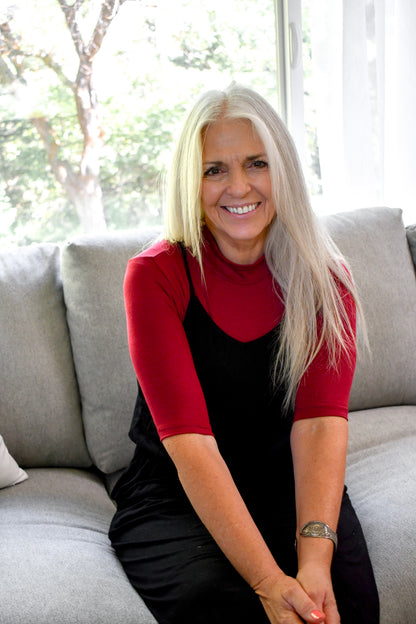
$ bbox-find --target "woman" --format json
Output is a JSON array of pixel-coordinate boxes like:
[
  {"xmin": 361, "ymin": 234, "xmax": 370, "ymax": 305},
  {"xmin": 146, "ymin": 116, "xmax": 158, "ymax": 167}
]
[{"xmin": 109, "ymin": 84, "xmax": 379, "ymax": 624}]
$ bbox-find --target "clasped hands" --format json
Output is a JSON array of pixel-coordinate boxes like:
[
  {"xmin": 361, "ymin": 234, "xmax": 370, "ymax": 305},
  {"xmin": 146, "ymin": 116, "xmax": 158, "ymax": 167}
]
[{"xmin": 254, "ymin": 562, "xmax": 340, "ymax": 624}]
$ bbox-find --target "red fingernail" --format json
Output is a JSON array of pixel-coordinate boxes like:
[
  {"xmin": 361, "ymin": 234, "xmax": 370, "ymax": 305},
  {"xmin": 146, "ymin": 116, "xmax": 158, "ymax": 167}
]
[{"xmin": 311, "ymin": 611, "xmax": 324, "ymax": 620}]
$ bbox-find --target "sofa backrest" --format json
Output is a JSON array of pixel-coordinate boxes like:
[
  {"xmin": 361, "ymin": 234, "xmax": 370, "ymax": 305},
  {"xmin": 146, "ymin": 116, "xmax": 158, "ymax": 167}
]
[
  {"xmin": 324, "ymin": 207, "xmax": 416, "ymax": 411},
  {"xmin": 61, "ymin": 228, "xmax": 159, "ymax": 474},
  {"xmin": 61, "ymin": 208, "xmax": 416, "ymax": 474},
  {"xmin": 0, "ymin": 244, "xmax": 91, "ymax": 468}
]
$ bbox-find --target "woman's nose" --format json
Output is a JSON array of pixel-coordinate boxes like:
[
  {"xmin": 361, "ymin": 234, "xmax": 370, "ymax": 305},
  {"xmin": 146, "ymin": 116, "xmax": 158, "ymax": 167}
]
[{"xmin": 227, "ymin": 167, "xmax": 251, "ymax": 197}]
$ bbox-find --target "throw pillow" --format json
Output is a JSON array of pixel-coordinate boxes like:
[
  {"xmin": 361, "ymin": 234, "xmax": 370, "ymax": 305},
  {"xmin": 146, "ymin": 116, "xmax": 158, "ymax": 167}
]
[
  {"xmin": 0, "ymin": 435, "xmax": 28, "ymax": 489},
  {"xmin": 406, "ymin": 224, "xmax": 416, "ymax": 271}
]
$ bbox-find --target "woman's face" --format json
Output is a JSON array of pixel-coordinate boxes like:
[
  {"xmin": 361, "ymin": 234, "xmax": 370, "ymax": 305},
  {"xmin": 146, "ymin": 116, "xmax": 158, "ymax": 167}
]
[{"xmin": 201, "ymin": 117, "xmax": 275, "ymax": 265}]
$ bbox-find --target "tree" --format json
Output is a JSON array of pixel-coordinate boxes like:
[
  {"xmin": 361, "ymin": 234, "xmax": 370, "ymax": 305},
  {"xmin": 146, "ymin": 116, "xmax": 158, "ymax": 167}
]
[
  {"xmin": 1, "ymin": 0, "xmax": 127, "ymax": 233},
  {"xmin": 0, "ymin": 0, "xmax": 277, "ymax": 245}
]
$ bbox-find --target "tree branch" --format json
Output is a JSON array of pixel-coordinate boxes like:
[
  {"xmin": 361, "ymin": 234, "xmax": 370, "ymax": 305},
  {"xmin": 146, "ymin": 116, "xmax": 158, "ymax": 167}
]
[
  {"xmin": 0, "ymin": 21, "xmax": 26, "ymax": 83},
  {"xmin": 38, "ymin": 51, "xmax": 74, "ymax": 91},
  {"xmin": 1, "ymin": 19, "xmax": 73, "ymax": 91},
  {"xmin": 0, "ymin": 53, "xmax": 17, "ymax": 85},
  {"xmin": 70, "ymin": 0, "xmax": 127, "ymax": 160},
  {"xmin": 85, "ymin": 0, "xmax": 126, "ymax": 60},
  {"xmin": 67, "ymin": 0, "xmax": 87, "ymax": 12},
  {"xmin": 57, "ymin": 0, "xmax": 85, "ymax": 58}
]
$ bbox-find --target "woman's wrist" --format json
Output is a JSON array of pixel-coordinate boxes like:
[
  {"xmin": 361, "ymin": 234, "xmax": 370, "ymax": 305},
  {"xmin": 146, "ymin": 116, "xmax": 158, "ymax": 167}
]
[
  {"xmin": 251, "ymin": 568, "xmax": 286, "ymax": 596},
  {"xmin": 296, "ymin": 532, "xmax": 335, "ymax": 569}
]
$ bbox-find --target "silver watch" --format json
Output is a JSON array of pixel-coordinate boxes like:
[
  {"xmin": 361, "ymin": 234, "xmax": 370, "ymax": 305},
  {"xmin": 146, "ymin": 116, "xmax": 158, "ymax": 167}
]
[{"xmin": 299, "ymin": 521, "xmax": 338, "ymax": 551}]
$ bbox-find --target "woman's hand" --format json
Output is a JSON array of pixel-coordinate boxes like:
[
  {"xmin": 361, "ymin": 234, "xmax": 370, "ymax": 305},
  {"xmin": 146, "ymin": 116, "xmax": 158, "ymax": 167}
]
[
  {"xmin": 296, "ymin": 562, "xmax": 340, "ymax": 624},
  {"xmin": 254, "ymin": 572, "xmax": 326, "ymax": 624}
]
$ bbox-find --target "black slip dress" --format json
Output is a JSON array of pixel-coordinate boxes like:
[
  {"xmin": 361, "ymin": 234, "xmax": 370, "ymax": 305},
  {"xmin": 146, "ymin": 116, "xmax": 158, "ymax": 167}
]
[{"xmin": 109, "ymin": 245, "xmax": 379, "ymax": 624}]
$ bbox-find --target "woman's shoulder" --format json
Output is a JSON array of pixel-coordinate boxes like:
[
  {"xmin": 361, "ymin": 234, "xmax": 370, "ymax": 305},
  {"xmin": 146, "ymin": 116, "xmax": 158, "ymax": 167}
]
[
  {"xmin": 131, "ymin": 238, "xmax": 180, "ymax": 261},
  {"xmin": 125, "ymin": 239, "xmax": 190, "ymax": 317},
  {"xmin": 127, "ymin": 239, "xmax": 185, "ymax": 277}
]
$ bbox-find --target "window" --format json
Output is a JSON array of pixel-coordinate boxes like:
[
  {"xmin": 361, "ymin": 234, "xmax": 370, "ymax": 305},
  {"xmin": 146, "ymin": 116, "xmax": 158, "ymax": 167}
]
[
  {"xmin": 0, "ymin": 0, "xmax": 277, "ymax": 245},
  {"xmin": 296, "ymin": 0, "xmax": 415, "ymax": 224},
  {"xmin": 1, "ymin": 0, "xmax": 414, "ymax": 246}
]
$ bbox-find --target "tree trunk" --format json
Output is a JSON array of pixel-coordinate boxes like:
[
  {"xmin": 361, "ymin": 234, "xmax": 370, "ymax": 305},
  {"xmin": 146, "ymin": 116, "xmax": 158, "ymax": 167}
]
[
  {"xmin": 30, "ymin": 115, "xmax": 106, "ymax": 233},
  {"xmin": 1, "ymin": 1, "xmax": 127, "ymax": 234},
  {"xmin": 57, "ymin": 0, "xmax": 127, "ymax": 232},
  {"xmin": 72, "ymin": 183, "xmax": 106, "ymax": 233}
]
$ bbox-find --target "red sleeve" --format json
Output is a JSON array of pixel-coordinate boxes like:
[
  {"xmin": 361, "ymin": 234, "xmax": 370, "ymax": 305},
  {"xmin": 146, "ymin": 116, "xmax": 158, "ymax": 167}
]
[
  {"xmin": 124, "ymin": 247, "xmax": 213, "ymax": 441},
  {"xmin": 294, "ymin": 287, "xmax": 357, "ymax": 421}
]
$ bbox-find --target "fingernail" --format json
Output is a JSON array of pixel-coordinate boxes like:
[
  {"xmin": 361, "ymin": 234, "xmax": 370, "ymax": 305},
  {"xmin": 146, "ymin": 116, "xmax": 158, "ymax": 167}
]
[{"xmin": 311, "ymin": 611, "xmax": 324, "ymax": 621}]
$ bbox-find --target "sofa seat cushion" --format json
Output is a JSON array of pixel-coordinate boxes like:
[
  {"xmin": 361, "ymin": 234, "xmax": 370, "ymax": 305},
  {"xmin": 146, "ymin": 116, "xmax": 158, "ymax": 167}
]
[
  {"xmin": 0, "ymin": 468, "xmax": 156, "ymax": 624},
  {"xmin": 346, "ymin": 405, "xmax": 416, "ymax": 623}
]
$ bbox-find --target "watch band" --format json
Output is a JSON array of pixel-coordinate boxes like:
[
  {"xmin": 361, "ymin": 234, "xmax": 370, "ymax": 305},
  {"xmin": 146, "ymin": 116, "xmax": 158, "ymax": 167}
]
[{"xmin": 298, "ymin": 521, "xmax": 338, "ymax": 551}]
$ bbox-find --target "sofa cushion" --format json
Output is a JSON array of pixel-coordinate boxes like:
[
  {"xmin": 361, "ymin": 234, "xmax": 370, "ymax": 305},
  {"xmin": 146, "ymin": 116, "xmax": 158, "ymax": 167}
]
[
  {"xmin": 0, "ymin": 244, "xmax": 90, "ymax": 468},
  {"xmin": 62, "ymin": 228, "xmax": 160, "ymax": 474},
  {"xmin": 0, "ymin": 434, "xmax": 28, "ymax": 488},
  {"xmin": 0, "ymin": 468, "xmax": 156, "ymax": 624},
  {"xmin": 324, "ymin": 207, "xmax": 416, "ymax": 411},
  {"xmin": 346, "ymin": 405, "xmax": 416, "ymax": 622}
]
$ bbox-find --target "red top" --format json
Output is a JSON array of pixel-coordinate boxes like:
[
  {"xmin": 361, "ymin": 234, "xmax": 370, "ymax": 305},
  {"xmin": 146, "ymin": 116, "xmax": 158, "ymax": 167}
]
[{"xmin": 124, "ymin": 229, "xmax": 356, "ymax": 441}]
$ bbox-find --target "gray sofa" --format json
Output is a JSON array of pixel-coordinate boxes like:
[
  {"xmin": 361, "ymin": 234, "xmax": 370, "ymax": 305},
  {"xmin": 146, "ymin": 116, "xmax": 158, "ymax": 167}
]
[{"xmin": 1, "ymin": 207, "xmax": 415, "ymax": 624}]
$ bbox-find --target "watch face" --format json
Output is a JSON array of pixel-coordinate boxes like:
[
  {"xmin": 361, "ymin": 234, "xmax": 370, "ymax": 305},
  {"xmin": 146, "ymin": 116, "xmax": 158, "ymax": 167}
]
[
  {"xmin": 308, "ymin": 522, "xmax": 324, "ymax": 533},
  {"xmin": 300, "ymin": 522, "xmax": 337, "ymax": 551},
  {"xmin": 301, "ymin": 522, "xmax": 329, "ymax": 537}
]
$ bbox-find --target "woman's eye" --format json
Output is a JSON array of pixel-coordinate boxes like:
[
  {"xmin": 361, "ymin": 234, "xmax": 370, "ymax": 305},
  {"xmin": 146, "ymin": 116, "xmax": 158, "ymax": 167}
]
[
  {"xmin": 250, "ymin": 160, "xmax": 268, "ymax": 169},
  {"xmin": 203, "ymin": 166, "xmax": 223, "ymax": 177}
]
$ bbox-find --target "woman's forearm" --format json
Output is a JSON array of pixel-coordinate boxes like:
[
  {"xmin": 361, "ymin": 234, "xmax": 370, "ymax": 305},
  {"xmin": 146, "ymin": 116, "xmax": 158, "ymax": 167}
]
[
  {"xmin": 163, "ymin": 432, "xmax": 283, "ymax": 590},
  {"xmin": 163, "ymin": 431, "xmax": 328, "ymax": 623},
  {"xmin": 290, "ymin": 416, "xmax": 348, "ymax": 567}
]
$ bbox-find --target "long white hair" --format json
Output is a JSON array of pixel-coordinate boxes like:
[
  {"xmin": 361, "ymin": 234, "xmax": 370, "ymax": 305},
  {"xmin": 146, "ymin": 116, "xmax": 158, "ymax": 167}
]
[{"xmin": 164, "ymin": 83, "xmax": 363, "ymax": 409}]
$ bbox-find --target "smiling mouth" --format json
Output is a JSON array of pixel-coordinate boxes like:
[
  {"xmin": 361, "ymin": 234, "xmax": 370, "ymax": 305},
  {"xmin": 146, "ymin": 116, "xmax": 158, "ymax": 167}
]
[{"xmin": 223, "ymin": 202, "xmax": 260, "ymax": 215}]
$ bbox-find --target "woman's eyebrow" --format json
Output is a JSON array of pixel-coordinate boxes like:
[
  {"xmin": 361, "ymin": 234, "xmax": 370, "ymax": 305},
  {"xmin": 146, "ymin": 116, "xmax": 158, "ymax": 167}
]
[
  {"xmin": 203, "ymin": 153, "xmax": 267, "ymax": 166},
  {"xmin": 246, "ymin": 153, "xmax": 267, "ymax": 161}
]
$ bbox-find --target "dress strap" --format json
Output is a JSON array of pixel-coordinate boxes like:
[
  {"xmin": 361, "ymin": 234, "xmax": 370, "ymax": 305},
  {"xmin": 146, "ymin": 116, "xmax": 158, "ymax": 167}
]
[{"xmin": 178, "ymin": 242, "xmax": 195, "ymax": 296}]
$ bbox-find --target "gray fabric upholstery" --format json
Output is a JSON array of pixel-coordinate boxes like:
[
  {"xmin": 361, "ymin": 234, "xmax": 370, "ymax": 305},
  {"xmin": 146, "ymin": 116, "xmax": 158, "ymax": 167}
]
[
  {"xmin": 0, "ymin": 244, "xmax": 90, "ymax": 468},
  {"xmin": 324, "ymin": 207, "xmax": 416, "ymax": 411},
  {"xmin": 406, "ymin": 223, "xmax": 416, "ymax": 270},
  {"xmin": 346, "ymin": 405, "xmax": 416, "ymax": 623},
  {"xmin": 61, "ymin": 228, "xmax": 160, "ymax": 474},
  {"xmin": 2, "ymin": 209, "xmax": 415, "ymax": 624},
  {"xmin": 0, "ymin": 468, "xmax": 156, "ymax": 624}
]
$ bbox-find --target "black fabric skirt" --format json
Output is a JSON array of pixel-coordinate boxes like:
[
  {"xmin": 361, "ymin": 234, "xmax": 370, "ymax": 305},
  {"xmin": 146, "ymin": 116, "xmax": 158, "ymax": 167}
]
[{"xmin": 110, "ymin": 485, "xmax": 379, "ymax": 624}]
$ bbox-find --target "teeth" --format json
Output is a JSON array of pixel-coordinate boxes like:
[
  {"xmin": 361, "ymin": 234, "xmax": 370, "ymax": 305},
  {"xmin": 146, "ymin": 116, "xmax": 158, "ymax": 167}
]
[{"xmin": 225, "ymin": 203, "xmax": 258, "ymax": 214}]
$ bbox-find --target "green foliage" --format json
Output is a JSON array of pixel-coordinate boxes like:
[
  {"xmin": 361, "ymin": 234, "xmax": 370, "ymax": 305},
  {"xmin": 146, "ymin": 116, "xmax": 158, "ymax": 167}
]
[
  {"xmin": 169, "ymin": 11, "xmax": 232, "ymax": 72},
  {"xmin": 0, "ymin": 118, "xmax": 78, "ymax": 245},
  {"xmin": 101, "ymin": 99, "xmax": 186, "ymax": 229}
]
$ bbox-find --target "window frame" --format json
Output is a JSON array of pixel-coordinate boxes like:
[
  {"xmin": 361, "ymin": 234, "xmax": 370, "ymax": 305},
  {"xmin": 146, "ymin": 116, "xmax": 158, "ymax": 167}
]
[{"xmin": 275, "ymin": 0, "xmax": 306, "ymax": 165}]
